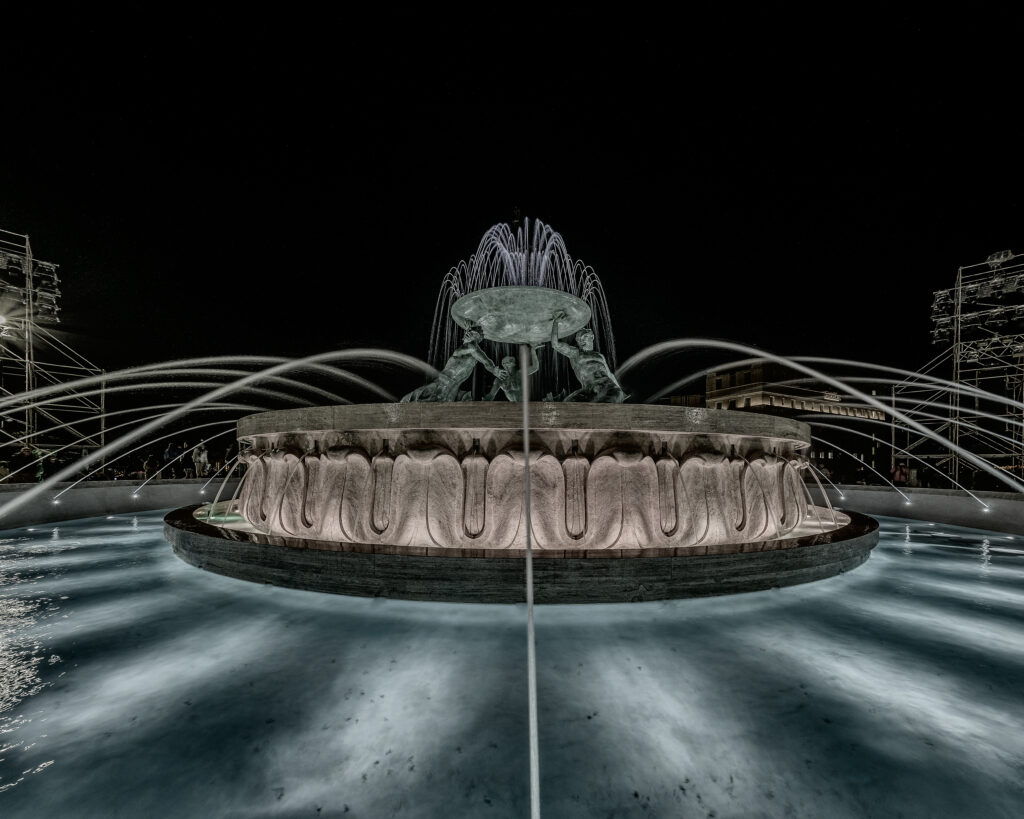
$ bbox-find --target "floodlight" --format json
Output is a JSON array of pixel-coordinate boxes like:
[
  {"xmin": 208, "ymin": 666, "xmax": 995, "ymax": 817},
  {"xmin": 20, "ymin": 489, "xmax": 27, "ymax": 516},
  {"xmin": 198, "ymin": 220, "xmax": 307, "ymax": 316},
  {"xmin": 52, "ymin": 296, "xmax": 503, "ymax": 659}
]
[{"xmin": 986, "ymin": 249, "xmax": 1014, "ymax": 269}]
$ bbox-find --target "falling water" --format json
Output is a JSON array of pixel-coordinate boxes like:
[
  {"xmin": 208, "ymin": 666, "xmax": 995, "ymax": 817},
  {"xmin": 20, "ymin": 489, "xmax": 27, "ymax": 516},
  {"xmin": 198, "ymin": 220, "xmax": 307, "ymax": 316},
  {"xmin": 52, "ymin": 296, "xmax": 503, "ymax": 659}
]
[
  {"xmin": 617, "ymin": 339, "xmax": 1024, "ymax": 494},
  {"xmin": 428, "ymin": 218, "xmax": 617, "ymax": 399},
  {"xmin": 0, "ymin": 349, "xmax": 435, "ymax": 522}
]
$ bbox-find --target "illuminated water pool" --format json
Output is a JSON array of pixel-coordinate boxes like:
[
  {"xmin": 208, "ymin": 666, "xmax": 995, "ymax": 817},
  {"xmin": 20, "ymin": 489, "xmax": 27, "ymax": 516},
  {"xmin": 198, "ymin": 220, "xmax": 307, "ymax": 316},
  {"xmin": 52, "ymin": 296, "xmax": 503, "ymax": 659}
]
[{"xmin": 1, "ymin": 511, "xmax": 1022, "ymax": 817}]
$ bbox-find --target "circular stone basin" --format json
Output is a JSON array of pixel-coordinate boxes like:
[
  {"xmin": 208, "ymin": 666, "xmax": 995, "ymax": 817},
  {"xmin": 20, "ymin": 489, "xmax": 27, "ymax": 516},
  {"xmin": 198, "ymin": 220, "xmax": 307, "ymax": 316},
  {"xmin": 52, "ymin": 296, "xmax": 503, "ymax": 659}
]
[
  {"xmin": 164, "ymin": 505, "xmax": 878, "ymax": 603},
  {"xmin": 450, "ymin": 286, "xmax": 591, "ymax": 344},
  {"xmin": 165, "ymin": 403, "xmax": 879, "ymax": 602},
  {"xmin": 229, "ymin": 402, "xmax": 821, "ymax": 552}
]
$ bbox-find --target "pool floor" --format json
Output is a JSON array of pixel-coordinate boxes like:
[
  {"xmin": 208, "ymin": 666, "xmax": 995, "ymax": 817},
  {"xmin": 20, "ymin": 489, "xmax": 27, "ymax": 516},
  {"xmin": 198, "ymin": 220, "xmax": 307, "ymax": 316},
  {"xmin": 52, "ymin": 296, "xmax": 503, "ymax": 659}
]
[{"xmin": 1, "ymin": 511, "xmax": 1022, "ymax": 817}]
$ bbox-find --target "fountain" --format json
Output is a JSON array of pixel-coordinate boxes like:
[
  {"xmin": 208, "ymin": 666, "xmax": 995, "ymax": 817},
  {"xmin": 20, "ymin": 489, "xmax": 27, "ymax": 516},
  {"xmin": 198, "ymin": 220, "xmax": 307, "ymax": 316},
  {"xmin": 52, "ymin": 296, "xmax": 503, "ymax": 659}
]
[
  {"xmin": 163, "ymin": 219, "xmax": 878, "ymax": 601},
  {"xmin": 6, "ymin": 224, "xmax": 1024, "ymax": 817}
]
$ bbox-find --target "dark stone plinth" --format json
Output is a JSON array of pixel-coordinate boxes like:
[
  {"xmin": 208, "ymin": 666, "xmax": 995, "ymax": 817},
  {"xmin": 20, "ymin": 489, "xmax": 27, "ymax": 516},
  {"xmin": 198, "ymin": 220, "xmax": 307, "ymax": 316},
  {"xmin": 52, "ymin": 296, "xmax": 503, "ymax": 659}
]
[{"xmin": 164, "ymin": 505, "xmax": 878, "ymax": 604}]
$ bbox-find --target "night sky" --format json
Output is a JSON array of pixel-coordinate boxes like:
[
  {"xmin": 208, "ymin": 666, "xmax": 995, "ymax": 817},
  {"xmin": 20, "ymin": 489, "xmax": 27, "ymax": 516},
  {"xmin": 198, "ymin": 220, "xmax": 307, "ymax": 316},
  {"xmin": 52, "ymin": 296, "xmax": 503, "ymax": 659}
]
[{"xmin": 3, "ymin": 8, "xmax": 1022, "ymax": 402}]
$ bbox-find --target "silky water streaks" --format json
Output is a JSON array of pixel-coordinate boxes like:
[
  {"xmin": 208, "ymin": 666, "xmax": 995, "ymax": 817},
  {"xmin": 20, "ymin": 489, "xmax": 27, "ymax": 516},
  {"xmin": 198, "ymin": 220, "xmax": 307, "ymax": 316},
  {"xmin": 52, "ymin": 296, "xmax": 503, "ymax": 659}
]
[
  {"xmin": 617, "ymin": 338, "xmax": 1024, "ymax": 495},
  {"xmin": 0, "ymin": 349, "xmax": 436, "ymax": 522},
  {"xmin": 1, "ymin": 510, "xmax": 1022, "ymax": 817}
]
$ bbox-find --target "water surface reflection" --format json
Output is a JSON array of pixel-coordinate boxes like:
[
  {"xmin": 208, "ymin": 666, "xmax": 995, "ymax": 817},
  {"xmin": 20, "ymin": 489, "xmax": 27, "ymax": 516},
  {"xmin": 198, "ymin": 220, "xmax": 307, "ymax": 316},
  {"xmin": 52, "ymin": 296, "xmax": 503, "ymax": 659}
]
[{"xmin": 0, "ymin": 512, "xmax": 1021, "ymax": 817}]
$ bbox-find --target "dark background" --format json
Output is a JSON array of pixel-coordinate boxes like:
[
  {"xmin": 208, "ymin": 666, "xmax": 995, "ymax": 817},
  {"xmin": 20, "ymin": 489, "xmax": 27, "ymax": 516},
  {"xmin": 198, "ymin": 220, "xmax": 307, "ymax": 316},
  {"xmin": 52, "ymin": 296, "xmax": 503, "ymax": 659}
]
[{"xmin": 2, "ymin": 7, "xmax": 1022, "ymax": 401}]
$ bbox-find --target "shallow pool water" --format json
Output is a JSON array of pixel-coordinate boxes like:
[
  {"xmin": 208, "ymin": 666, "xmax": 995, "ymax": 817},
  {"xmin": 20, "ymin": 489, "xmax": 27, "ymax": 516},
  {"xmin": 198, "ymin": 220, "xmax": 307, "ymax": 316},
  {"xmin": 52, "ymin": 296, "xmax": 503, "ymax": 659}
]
[{"xmin": 1, "ymin": 511, "xmax": 1022, "ymax": 818}]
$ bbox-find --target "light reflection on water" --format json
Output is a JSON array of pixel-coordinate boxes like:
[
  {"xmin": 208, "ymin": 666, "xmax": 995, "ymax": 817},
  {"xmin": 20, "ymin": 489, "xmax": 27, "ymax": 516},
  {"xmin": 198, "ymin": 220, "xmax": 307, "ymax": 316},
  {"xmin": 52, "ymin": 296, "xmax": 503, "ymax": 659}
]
[{"xmin": 0, "ymin": 511, "xmax": 1022, "ymax": 818}]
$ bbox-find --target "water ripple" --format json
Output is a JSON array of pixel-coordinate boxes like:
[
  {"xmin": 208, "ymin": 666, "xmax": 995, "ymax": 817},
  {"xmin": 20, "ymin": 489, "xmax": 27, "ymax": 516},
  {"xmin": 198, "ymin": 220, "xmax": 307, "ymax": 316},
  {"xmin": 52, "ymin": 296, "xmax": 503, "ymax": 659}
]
[{"xmin": 0, "ymin": 510, "xmax": 1021, "ymax": 817}]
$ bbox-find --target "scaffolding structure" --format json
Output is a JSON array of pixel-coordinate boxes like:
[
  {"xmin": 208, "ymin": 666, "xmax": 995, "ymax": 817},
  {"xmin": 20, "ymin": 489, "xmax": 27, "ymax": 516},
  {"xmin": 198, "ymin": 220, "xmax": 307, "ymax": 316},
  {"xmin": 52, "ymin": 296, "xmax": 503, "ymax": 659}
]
[
  {"xmin": 0, "ymin": 227, "xmax": 106, "ymax": 456},
  {"xmin": 928, "ymin": 249, "xmax": 1024, "ymax": 483}
]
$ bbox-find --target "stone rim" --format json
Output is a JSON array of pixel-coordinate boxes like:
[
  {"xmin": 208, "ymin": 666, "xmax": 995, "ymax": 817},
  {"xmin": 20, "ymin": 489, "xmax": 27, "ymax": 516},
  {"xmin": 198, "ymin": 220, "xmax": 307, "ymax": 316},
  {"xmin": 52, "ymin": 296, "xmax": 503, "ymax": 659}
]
[
  {"xmin": 237, "ymin": 402, "xmax": 813, "ymax": 446},
  {"xmin": 165, "ymin": 505, "xmax": 880, "ymax": 603}
]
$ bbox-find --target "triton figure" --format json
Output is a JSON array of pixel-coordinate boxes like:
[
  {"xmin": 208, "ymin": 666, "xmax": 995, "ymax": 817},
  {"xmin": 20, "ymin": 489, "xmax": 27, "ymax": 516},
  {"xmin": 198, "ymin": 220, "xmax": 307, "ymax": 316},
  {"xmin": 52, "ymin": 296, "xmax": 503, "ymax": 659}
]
[
  {"xmin": 551, "ymin": 310, "xmax": 627, "ymax": 403},
  {"xmin": 483, "ymin": 345, "xmax": 542, "ymax": 402},
  {"xmin": 401, "ymin": 323, "xmax": 498, "ymax": 402}
]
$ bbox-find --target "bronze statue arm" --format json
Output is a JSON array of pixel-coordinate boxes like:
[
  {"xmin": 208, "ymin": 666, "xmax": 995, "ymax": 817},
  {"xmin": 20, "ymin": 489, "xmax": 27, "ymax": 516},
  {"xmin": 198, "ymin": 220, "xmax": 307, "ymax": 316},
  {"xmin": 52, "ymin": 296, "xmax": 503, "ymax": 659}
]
[
  {"xmin": 528, "ymin": 344, "xmax": 541, "ymax": 375},
  {"xmin": 468, "ymin": 341, "xmax": 501, "ymax": 376},
  {"xmin": 550, "ymin": 313, "xmax": 576, "ymax": 358},
  {"xmin": 482, "ymin": 378, "xmax": 502, "ymax": 401}
]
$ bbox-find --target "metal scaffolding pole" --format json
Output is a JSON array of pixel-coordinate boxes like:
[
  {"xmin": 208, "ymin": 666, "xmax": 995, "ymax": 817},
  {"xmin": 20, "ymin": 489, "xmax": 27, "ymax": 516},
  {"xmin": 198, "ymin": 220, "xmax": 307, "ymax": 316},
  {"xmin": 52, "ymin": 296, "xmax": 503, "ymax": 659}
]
[
  {"xmin": 0, "ymin": 227, "xmax": 105, "ymax": 457},
  {"xmin": 926, "ymin": 249, "xmax": 1024, "ymax": 485}
]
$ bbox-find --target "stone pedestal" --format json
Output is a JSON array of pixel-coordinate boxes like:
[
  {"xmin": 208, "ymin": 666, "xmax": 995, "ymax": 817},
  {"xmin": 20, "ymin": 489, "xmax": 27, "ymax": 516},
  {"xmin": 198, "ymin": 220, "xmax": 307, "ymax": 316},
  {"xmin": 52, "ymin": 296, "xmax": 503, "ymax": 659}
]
[{"xmin": 235, "ymin": 403, "xmax": 821, "ymax": 551}]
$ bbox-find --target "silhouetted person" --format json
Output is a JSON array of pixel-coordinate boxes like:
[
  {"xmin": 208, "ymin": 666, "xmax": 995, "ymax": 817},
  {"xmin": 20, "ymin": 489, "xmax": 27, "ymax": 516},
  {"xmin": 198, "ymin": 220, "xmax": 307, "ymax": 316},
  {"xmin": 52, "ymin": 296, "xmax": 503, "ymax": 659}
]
[
  {"xmin": 41, "ymin": 455, "xmax": 61, "ymax": 481},
  {"xmin": 164, "ymin": 441, "xmax": 182, "ymax": 478},
  {"xmin": 192, "ymin": 443, "xmax": 209, "ymax": 478},
  {"xmin": 8, "ymin": 446, "xmax": 38, "ymax": 482},
  {"xmin": 891, "ymin": 462, "xmax": 909, "ymax": 486},
  {"xmin": 180, "ymin": 442, "xmax": 194, "ymax": 478}
]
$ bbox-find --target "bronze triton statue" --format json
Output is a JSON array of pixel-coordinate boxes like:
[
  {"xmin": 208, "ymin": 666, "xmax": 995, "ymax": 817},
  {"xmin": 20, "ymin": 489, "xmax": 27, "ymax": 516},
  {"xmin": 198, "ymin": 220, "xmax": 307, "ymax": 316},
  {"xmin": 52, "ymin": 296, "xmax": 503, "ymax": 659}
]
[
  {"xmin": 551, "ymin": 310, "xmax": 628, "ymax": 403},
  {"xmin": 401, "ymin": 323, "xmax": 499, "ymax": 402},
  {"xmin": 483, "ymin": 345, "xmax": 542, "ymax": 402}
]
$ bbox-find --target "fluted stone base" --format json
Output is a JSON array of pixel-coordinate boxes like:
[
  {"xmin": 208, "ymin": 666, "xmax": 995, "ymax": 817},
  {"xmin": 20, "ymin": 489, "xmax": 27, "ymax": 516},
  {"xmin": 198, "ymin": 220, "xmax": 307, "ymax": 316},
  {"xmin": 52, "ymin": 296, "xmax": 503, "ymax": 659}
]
[
  {"xmin": 165, "ymin": 402, "xmax": 878, "ymax": 602},
  {"xmin": 234, "ymin": 403, "xmax": 826, "ymax": 551}
]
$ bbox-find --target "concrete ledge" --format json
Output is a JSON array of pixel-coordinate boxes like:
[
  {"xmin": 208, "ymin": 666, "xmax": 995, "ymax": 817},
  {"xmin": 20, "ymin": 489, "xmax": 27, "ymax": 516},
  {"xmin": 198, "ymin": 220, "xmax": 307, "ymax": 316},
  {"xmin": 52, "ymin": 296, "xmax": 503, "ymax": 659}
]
[
  {"xmin": 807, "ymin": 485, "xmax": 1024, "ymax": 535},
  {"xmin": 237, "ymin": 402, "xmax": 811, "ymax": 444},
  {"xmin": 164, "ymin": 505, "xmax": 879, "ymax": 604},
  {"xmin": 0, "ymin": 479, "xmax": 241, "ymax": 528}
]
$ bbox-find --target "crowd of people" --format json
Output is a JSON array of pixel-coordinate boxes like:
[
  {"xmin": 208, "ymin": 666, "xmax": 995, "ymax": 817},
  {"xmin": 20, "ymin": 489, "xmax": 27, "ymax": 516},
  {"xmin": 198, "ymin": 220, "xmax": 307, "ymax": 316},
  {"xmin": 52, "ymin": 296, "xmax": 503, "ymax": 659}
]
[{"xmin": 0, "ymin": 442, "xmax": 240, "ymax": 484}]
